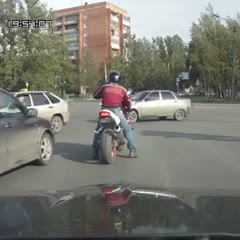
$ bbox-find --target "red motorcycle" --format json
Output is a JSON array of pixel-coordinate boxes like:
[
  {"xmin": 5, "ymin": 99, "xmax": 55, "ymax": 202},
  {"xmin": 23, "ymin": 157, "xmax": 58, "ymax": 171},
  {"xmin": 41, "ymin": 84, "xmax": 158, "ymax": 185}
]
[{"xmin": 96, "ymin": 108, "xmax": 133, "ymax": 164}]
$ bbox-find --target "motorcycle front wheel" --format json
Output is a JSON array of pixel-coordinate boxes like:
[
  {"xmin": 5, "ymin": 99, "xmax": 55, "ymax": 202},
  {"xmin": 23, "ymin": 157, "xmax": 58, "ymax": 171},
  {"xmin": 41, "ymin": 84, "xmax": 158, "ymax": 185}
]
[{"xmin": 99, "ymin": 129, "xmax": 117, "ymax": 164}]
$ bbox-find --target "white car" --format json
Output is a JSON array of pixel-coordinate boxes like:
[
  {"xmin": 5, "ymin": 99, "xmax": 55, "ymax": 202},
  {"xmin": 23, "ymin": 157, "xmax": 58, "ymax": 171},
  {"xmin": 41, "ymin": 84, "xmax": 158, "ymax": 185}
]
[
  {"xmin": 129, "ymin": 90, "xmax": 192, "ymax": 122},
  {"xmin": 14, "ymin": 91, "xmax": 70, "ymax": 132}
]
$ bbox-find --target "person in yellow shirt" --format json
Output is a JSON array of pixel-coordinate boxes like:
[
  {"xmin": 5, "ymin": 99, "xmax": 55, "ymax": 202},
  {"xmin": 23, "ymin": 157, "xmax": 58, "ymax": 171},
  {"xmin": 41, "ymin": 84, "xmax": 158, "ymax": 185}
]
[{"xmin": 20, "ymin": 88, "xmax": 28, "ymax": 92}]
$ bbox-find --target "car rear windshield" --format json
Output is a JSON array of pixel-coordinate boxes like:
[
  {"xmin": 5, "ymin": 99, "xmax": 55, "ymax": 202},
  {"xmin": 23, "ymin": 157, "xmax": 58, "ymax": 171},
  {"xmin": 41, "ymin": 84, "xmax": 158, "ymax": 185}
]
[
  {"xmin": 131, "ymin": 91, "xmax": 150, "ymax": 101},
  {"xmin": 45, "ymin": 92, "xmax": 60, "ymax": 104}
]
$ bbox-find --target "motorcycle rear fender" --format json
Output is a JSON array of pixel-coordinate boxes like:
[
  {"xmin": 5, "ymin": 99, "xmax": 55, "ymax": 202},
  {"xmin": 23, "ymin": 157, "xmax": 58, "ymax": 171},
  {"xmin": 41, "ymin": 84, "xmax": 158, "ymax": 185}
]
[{"xmin": 101, "ymin": 128, "xmax": 116, "ymax": 139}]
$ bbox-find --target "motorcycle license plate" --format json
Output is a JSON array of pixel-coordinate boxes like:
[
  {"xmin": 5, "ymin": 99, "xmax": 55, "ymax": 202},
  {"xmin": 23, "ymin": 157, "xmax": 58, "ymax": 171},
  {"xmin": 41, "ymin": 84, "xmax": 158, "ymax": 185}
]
[{"xmin": 99, "ymin": 117, "xmax": 111, "ymax": 123}]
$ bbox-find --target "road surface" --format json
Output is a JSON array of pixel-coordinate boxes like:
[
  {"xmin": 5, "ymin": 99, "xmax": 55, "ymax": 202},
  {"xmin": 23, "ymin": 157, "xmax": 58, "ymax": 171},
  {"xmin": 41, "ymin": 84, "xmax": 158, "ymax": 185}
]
[{"xmin": 1, "ymin": 102, "xmax": 240, "ymax": 193}]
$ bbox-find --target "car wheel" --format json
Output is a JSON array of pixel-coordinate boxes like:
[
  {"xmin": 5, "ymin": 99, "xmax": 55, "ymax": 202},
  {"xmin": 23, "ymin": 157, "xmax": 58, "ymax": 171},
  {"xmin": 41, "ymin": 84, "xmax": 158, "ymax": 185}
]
[
  {"xmin": 35, "ymin": 132, "xmax": 53, "ymax": 166},
  {"xmin": 51, "ymin": 115, "xmax": 63, "ymax": 133},
  {"xmin": 174, "ymin": 109, "xmax": 185, "ymax": 121},
  {"xmin": 129, "ymin": 110, "xmax": 139, "ymax": 123}
]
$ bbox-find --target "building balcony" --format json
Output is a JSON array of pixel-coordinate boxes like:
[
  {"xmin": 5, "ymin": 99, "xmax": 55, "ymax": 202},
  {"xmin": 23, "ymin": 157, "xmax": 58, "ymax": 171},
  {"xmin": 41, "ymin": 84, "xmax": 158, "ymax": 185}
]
[
  {"xmin": 64, "ymin": 28, "xmax": 78, "ymax": 33},
  {"xmin": 111, "ymin": 43, "xmax": 120, "ymax": 49},
  {"xmin": 67, "ymin": 46, "xmax": 79, "ymax": 51},
  {"xmin": 64, "ymin": 20, "xmax": 78, "ymax": 25},
  {"xmin": 112, "ymin": 35, "xmax": 119, "ymax": 40},
  {"xmin": 111, "ymin": 27, "xmax": 119, "ymax": 33},
  {"xmin": 65, "ymin": 38, "xmax": 78, "ymax": 43},
  {"xmin": 123, "ymin": 20, "xmax": 130, "ymax": 27}
]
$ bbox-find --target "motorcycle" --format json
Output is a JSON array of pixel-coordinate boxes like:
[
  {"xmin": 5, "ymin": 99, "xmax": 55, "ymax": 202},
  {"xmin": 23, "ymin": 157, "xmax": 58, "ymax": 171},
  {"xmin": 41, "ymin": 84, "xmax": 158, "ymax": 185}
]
[{"xmin": 95, "ymin": 108, "xmax": 133, "ymax": 164}]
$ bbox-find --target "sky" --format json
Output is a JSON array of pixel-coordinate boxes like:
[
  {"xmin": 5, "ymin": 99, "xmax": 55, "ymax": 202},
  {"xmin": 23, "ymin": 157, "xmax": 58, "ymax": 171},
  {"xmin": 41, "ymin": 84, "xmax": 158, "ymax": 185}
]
[{"xmin": 44, "ymin": 0, "xmax": 240, "ymax": 43}]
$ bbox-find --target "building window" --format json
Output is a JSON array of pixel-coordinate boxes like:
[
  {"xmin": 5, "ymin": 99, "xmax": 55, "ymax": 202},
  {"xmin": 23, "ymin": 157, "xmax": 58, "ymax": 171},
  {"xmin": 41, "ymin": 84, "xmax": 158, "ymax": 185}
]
[
  {"xmin": 111, "ymin": 30, "xmax": 119, "ymax": 37},
  {"xmin": 83, "ymin": 23, "xmax": 88, "ymax": 28},
  {"xmin": 65, "ymin": 32, "xmax": 78, "ymax": 42},
  {"xmin": 84, "ymin": 41, "xmax": 88, "ymax": 47},
  {"xmin": 84, "ymin": 32, "xmax": 88, "ymax": 37},
  {"xmin": 83, "ymin": 14, "xmax": 88, "ymax": 19},
  {"xmin": 65, "ymin": 14, "xmax": 78, "ymax": 22},
  {"xmin": 66, "ymin": 41, "xmax": 78, "ymax": 48}
]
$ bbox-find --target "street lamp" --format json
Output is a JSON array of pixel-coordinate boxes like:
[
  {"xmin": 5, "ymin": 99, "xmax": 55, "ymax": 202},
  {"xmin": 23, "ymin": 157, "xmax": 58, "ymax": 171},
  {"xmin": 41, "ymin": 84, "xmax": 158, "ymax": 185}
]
[{"xmin": 213, "ymin": 14, "xmax": 238, "ymax": 100}]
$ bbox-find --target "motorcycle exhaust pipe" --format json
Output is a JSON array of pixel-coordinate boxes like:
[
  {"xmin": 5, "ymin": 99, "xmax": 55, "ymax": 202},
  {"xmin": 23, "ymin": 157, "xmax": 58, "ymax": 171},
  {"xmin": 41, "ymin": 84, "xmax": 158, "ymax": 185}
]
[{"xmin": 114, "ymin": 125, "xmax": 121, "ymax": 132}]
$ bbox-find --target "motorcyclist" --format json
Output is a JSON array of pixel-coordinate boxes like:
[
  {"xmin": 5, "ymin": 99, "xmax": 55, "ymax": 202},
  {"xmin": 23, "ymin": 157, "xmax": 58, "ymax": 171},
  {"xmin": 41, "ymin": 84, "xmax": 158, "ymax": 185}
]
[{"xmin": 92, "ymin": 70, "xmax": 137, "ymax": 159}]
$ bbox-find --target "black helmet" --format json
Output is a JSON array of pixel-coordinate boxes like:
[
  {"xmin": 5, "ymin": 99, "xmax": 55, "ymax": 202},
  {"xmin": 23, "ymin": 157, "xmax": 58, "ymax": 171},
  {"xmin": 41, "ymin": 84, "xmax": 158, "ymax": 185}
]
[{"xmin": 108, "ymin": 71, "xmax": 121, "ymax": 84}]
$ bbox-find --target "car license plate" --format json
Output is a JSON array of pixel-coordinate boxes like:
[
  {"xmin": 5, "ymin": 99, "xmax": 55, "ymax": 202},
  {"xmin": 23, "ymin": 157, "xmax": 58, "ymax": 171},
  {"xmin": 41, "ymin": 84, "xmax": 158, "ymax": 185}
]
[{"xmin": 99, "ymin": 117, "xmax": 111, "ymax": 123}]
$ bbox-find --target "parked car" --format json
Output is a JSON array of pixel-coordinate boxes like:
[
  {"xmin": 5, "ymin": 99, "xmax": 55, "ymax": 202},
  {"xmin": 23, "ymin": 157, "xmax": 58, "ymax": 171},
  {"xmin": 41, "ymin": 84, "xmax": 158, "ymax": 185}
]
[
  {"xmin": 129, "ymin": 90, "xmax": 192, "ymax": 122},
  {"xmin": 0, "ymin": 88, "xmax": 54, "ymax": 175},
  {"xmin": 13, "ymin": 91, "xmax": 69, "ymax": 133}
]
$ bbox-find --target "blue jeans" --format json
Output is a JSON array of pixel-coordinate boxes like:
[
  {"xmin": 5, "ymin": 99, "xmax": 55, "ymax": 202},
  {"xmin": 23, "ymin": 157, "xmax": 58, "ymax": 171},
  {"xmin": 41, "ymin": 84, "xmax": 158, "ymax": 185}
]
[{"xmin": 92, "ymin": 107, "xmax": 136, "ymax": 151}]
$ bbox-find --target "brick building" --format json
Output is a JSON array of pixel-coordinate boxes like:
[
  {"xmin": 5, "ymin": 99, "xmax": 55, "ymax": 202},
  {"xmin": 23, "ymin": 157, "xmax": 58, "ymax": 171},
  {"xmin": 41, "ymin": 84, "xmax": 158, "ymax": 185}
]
[{"xmin": 53, "ymin": 2, "xmax": 130, "ymax": 93}]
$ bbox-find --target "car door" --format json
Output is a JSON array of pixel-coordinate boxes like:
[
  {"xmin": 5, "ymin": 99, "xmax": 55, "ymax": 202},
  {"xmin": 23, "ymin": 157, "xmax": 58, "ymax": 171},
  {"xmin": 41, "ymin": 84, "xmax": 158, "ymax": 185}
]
[
  {"xmin": 160, "ymin": 91, "xmax": 179, "ymax": 116},
  {"xmin": 30, "ymin": 92, "xmax": 53, "ymax": 121},
  {"xmin": 140, "ymin": 91, "xmax": 161, "ymax": 117},
  {"xmin": 0, "ymin": 93, "xmax": 39, "ymax": 170},
  {"xmin": 44, "ymin": 92, "xmax": 61, "ymax": 115}
]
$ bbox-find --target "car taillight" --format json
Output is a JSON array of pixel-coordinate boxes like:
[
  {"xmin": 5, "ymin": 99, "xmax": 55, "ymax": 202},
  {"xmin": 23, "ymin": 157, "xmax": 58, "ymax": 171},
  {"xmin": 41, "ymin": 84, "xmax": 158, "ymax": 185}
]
[{"xmin": 99, "ymin": 111, "xmax": 111, "ymax": 118}]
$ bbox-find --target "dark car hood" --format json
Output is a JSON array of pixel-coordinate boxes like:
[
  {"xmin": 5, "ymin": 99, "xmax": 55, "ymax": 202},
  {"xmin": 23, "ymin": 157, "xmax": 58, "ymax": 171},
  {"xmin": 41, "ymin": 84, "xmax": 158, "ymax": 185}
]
[{"xmin": 1, "ymin": 183, "xmax": 240, "ymax": 237}]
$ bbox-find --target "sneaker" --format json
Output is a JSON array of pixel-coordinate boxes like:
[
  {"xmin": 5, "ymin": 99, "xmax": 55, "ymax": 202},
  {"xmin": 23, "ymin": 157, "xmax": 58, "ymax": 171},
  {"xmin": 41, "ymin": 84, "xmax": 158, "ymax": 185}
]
[{"xmin": 129, "ymin": 149, "xmax": 138, "ymax": 158}]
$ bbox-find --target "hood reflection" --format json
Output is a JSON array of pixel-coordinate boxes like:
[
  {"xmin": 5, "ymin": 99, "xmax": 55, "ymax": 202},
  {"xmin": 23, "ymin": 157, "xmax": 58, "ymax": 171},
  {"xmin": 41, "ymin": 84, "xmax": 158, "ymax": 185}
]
[{"xmin": 0, "ymin": 184, "xmax": 240, "ymax": 237}]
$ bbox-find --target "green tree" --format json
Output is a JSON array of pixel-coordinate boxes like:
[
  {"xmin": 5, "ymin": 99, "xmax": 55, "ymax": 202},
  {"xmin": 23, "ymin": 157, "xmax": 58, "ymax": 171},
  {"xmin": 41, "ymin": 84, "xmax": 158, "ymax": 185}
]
[
  {"xmin": 0, "ymin": 0, "xmax": 77, "ymax": 93},
  {"xmin": 188, "ymin": 3, "xmax": 240, "ymax": 98},
  {"xmin": 82, "ymin": 50, "xmax": 98, "ymax": 93},
  {"xmin": 0, "ymin": 0, "xmax": 25, "ymax": 89},
  {"xmin": 106, "ymin": 33, "xmax": 186, "ymax": 91}
]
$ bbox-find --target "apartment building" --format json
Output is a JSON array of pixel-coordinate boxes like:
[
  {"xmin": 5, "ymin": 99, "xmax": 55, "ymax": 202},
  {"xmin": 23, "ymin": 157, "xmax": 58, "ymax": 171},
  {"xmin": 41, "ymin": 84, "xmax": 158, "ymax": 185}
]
[{"xmin": 53, "ymin": 2, "xmax": 131, "ymax": 74}]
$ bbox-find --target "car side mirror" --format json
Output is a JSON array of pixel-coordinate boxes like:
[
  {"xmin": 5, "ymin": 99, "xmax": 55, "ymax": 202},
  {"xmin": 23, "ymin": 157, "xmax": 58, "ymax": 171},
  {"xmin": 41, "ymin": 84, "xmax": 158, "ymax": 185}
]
[
  {"xmin": 144, "ymin": 98, "xmax": 149, "ymax": 102},
  {"xmin": 28, "ymin": 108, "xmax": 38, "ymax": 118}
]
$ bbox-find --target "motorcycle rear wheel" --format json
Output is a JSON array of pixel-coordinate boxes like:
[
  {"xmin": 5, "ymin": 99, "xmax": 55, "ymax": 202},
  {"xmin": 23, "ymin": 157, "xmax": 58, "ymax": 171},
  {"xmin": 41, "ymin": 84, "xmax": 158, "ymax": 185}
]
[{"xmin": 99, "ymin": 129, "xmax": 117, "ymax": 164}]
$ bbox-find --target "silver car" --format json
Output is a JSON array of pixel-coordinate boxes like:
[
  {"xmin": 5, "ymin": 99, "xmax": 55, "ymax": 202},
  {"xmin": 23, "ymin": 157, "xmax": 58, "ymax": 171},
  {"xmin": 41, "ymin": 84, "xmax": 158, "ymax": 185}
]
[
  {"xmin": 13, "ymin": 91, "xmax": 70, "ymax": 133},
  {"xmin": 129, "ymin": 90, "xmax": 192, "ymax": 122},
  {"xmin": 0, "ymin": 88, "xmax": 54, "ymax": 175}
]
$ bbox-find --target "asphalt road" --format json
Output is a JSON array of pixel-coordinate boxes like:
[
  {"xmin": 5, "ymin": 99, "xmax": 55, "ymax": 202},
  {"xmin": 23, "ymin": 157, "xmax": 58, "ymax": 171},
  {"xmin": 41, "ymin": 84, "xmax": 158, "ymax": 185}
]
[{"xmin": 1, "ymin": 102, "xmax": 240, "ymax": 193}]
